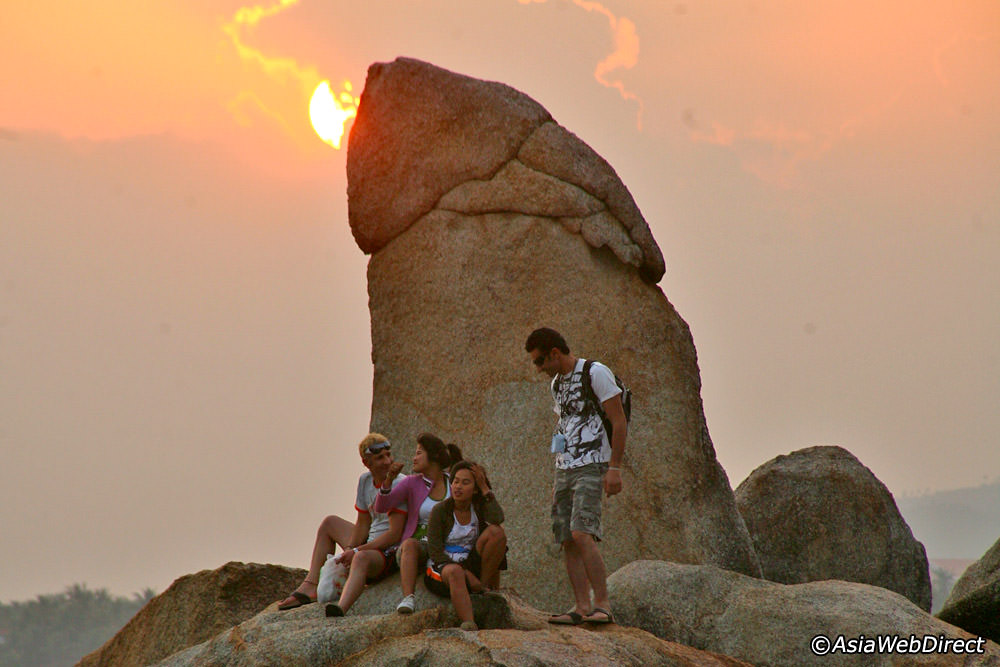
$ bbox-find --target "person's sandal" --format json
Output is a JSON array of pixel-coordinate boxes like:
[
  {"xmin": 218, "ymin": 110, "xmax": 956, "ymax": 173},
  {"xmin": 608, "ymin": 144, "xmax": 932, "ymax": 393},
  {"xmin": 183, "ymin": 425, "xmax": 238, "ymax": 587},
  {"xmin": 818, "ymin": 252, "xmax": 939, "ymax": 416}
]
[
  {"xmin": 583, "ymin": 607, "xmax": 615, "ymax": 624},
  {"xmin": 277, "ymin": 591, "xmax": 316, "ymax": 610},
  {"xmin": 459, "ymin": 620, "xmax": 478, "ymax": 631},
  {"xmin": 325, "ymin": 603, "xmax": 345, "ymax": 617},
  {"xmin": 548, "ymin": 610, "xmax": 583, "ymax": 625}
]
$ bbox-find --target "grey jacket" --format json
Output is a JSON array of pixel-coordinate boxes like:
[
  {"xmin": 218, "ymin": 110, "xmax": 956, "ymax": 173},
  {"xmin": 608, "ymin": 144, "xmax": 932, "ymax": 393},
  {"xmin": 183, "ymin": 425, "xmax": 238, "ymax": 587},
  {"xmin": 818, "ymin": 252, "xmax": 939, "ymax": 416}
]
[{"xmin": 426, "ymin": 494, "xmax": 504, "ymax": 569}]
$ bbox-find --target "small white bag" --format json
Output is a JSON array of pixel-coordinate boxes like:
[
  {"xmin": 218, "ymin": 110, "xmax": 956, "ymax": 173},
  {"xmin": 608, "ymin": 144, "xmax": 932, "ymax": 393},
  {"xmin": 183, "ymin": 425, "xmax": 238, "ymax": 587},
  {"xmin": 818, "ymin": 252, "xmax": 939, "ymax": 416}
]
[{"xmin": 316, "ymin": 553, "xmax": 348, "ymax": 603}]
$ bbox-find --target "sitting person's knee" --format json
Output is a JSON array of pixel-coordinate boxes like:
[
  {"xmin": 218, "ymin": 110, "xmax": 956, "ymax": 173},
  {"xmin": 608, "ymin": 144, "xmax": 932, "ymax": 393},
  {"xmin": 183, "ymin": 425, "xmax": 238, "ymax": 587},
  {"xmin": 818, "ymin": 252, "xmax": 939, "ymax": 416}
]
[
  {"xmin": 319, "ymin": 514, "xmax": 341, "ymax": 532},
  {"xmin": 478, "ymin": 525, "xmax": 507, "ymax": 553},
  {"xmin": 400, "ymin": 538, "xmax": 418, "ymax": 556},
  {"xmin": 482, "ymin": 524, "xmax": 505, "ymax": 541}
]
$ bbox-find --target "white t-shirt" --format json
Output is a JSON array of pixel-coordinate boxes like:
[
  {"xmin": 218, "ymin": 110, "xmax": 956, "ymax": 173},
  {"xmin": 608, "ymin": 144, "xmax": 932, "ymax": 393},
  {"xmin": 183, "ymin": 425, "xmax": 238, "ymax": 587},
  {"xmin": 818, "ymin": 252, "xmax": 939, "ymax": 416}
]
[
  {"xmin": 550, "ymin": 358, "xmax": 622, "ymax": 470},
  {"xmin": 355, "ymin": 472, "xmax": 406, "ymax": 542}
]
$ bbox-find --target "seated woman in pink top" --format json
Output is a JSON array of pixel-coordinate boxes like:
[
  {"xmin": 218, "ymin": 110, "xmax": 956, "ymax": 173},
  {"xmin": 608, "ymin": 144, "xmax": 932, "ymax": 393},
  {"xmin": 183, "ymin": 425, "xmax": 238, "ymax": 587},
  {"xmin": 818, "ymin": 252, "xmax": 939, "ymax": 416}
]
[{"xmin": 375, "ymin": 432, "xmax": 462, "ymax": 614}]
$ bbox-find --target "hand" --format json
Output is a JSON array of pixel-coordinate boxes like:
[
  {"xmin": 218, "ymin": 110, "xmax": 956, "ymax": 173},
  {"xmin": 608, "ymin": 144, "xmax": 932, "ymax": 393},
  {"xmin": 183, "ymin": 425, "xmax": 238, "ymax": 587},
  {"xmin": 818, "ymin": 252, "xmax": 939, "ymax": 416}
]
[
  {"xmin": 384, "ymin": 461, "xmax": 404, "ymax": 486},
  {"xmin": 335, "ymin": 548, "xmax": 356, "ymax": 566},
  {"xmin": 603, "ymin": 468, "xmax": 623, "ymax": 497},
  {"xmin": 471, "ymin": 464, "xmax": 490, "ymax": 494}
]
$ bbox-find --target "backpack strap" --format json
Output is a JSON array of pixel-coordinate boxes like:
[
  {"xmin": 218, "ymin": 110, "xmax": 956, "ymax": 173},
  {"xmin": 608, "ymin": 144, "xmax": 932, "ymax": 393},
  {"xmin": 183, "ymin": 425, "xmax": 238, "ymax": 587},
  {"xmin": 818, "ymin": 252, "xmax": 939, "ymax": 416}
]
[{"xmin": 581, "ymin": 360, "xmax": 614, "ymax": 439}]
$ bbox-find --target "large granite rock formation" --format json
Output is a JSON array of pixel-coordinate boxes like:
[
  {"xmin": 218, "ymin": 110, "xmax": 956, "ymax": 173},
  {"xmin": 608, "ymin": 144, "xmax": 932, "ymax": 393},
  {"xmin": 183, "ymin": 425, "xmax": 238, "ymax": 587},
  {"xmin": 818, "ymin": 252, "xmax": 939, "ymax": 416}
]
[
  {"xmin": 609, "ymin": 560, "xmax": 1000, "ymax": 667},
  {"xmin": 346, "ymin": 56, "xmax": 760, "ymax": 611},
  {"xmin": 156, "ymin": 585, "xmax": 748, "ymax": 666},
  {"xmin": 735, "ymin": 445, "xmax": 931, "ymax": 610},
  {"xmin": 78, "ymin": 562, "xmax": 305, "ymax": 667},
  {"xmin": 938, "ymin": 536, "xmax": 1000, "ymax": 643}
]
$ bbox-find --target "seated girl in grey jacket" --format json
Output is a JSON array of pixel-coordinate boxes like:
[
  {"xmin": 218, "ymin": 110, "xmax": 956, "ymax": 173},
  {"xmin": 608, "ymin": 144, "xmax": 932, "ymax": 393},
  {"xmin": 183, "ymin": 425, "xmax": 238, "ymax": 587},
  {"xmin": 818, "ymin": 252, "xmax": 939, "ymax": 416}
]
[{"xmin": 424, "ymin": 460, "xmax": 507, "ymax": 631}]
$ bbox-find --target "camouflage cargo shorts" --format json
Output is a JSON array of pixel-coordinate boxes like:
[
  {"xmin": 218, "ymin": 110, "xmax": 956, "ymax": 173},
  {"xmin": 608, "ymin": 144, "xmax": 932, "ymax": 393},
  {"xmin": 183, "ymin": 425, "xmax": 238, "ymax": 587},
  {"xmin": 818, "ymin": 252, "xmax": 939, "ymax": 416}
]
[{"xmin": 551, "ymin": 462, "xmax": 608, "ymax": 543}]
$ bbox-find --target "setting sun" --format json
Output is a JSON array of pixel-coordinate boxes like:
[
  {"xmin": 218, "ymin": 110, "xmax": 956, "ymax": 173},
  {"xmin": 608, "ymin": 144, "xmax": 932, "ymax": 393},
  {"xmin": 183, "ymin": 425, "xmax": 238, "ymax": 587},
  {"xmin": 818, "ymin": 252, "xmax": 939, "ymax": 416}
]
[{"xmin": 309, "ymin": 80, "xmax": 358, "ymax": 149}]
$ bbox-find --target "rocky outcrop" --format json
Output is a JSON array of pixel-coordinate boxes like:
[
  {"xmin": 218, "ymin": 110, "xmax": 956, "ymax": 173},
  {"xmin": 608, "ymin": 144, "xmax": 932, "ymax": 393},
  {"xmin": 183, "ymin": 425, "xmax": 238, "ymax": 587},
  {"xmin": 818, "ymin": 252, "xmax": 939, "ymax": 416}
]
[
  {"xmin": 347, "ymin": 57, "xmax": 664, "ymax": 283},
  {"xmin": 609, "ymin": 560, "xmax": 1000, "ymax": 667},
  {"xmin": 735, "ymin": 445, "xmax": 931, "ymax": 610},
  {"xmin": 938, "ymin": 536, "xmax": 1000, "ymax": 643},
  {"xmin": 78, "ymin": 562, "xmax": 305, "ymax": 667},
  {"xmin": 347, "ymin": 56, "xmax": 761, "ymax": 611},
  {"xmin": 157, "ymin": 586, "xmax": 748, "ymax": 666}
]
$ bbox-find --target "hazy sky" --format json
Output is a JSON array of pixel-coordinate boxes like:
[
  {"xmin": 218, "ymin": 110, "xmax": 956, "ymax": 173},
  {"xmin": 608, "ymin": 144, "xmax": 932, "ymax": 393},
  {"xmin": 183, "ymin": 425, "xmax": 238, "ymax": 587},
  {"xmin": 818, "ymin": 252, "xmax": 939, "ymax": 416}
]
[{"xmin": 2, "ymin": 0, "xmax": 998, "ymax": 603}]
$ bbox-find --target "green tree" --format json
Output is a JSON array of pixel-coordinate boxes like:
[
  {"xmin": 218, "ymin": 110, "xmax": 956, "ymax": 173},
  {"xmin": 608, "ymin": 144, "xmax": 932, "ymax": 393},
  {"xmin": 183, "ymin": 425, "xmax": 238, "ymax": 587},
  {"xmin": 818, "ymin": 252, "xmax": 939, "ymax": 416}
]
[
  {"xmin": 0, "ymin": 584, "xmax": 154, "ymax": 667},
  {"xmin": 930, "ymin": 566, "xmax": 956, "ymax": 615}
]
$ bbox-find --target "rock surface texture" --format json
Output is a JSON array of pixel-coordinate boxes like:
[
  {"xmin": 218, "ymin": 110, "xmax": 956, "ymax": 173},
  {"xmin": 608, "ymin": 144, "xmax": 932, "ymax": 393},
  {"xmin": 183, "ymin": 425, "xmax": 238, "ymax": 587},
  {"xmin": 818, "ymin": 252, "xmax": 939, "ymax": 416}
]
[
  {"xmin": 78, "ymin": 562, "xmax": 306, "ymax": 667},
  {"xmin": 609, "ymin": 560, "xmax": 1000, "ymax": 667},
  {"xmin": 346, "ymin": 56, "xmax": 760, "ymax": 611},
  {"xmin": 735, "ymin": 445, "xmax": 931, "ymax": 610},
  {"xmin": 156, "ymin": 583, "xmax": 749, "ymax": 666},
  {"xmin": 938, "ymin": 536, "xmax": 1000, "ymax": 643}
]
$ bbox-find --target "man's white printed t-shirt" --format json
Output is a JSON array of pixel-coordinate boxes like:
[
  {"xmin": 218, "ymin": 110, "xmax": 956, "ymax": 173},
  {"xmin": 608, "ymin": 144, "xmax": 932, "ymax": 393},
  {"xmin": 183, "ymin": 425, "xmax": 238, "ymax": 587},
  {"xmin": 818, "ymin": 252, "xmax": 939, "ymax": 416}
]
[{"xmin": 550, "ymin": 358, "xmax": 622, "ymax": 470}]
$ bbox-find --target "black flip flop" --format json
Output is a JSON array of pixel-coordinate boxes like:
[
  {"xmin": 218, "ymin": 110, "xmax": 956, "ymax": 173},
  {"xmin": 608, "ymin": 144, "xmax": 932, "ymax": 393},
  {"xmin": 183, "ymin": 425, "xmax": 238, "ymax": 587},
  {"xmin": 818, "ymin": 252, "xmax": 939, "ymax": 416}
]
[
  {"xmin": 325, "ymin": 603, "xmax": 345, "ymax": 617},
  {"xmin": 548, "ymin": 610, "xmax": 583, "ymax": 625},
  {"xmin": 583, "ymin": 607, "xmax": 615, "ymax": 624},
  {"xmin": 277, "ymin": 591, "xmax": 316, "ymax": 611}
]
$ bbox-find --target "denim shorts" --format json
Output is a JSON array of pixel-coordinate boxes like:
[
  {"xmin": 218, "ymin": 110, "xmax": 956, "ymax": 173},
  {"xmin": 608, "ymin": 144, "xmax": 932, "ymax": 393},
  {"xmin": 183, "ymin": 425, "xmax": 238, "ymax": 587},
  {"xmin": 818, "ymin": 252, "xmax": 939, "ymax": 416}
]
[{"xmin": 551, "ymin": 462, "xmax": 607, "ymax": 543}]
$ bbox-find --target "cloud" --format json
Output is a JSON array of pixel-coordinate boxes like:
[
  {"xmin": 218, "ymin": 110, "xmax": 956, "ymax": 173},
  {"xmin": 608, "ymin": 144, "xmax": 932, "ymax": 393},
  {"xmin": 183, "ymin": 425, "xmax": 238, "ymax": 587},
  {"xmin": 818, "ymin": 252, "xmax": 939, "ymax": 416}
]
[
  {"xmin": 222, "ymin": 0, "xmax": 358, "ymax": 149},
  {"xmin": 687, "ymin": 90, "xmax": 905, "ymax": 189},
  {"xmin": 518, "ymin": 0, "xmax": 644, "ymax": 128}
]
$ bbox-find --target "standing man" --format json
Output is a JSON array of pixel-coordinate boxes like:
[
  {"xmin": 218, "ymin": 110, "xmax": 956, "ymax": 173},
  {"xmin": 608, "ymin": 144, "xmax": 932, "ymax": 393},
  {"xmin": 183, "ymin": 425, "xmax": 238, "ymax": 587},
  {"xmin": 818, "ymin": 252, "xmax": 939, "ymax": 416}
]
[{"xmin": 525, "ymin": 327, "xmax": 627, "ymax": 625}]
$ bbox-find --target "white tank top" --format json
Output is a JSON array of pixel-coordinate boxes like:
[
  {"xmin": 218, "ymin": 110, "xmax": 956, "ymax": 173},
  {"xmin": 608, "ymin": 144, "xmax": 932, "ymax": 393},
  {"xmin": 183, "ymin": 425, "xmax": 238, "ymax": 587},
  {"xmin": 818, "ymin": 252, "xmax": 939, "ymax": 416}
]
[{"xmin": 443, "ymin": 505, "xmax": 479, "ymax": 563}]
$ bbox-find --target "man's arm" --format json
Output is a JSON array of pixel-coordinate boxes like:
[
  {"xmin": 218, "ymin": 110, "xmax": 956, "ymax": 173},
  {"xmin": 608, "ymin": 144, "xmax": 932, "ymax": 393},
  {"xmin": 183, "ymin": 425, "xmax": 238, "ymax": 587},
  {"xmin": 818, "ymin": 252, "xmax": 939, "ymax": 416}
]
[
  {"xmin": 357, "ymin": 510, "xmax": 406, "ymax": 552},
  {"xmin": 602, "ymin": 393, "xmax": 627, "ymax": 496},
  {"xmin": 337, "ymin": 511, "xmax": 372, "ymax": 565}
]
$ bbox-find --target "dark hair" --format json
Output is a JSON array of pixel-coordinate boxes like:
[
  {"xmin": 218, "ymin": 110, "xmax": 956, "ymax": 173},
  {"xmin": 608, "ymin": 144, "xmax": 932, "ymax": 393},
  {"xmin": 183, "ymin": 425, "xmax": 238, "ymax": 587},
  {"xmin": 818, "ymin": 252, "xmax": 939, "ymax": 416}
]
[
  {"xmin": 449, "ymin": 460, "xmax": 492, "ymax": 500},
  {"xmin": 525, "ymin": 327, "xmax": 569, "ymax": 355},
  {"xmin": 417, "ymin": 432, "xmax": 463, "ymax": 470}
]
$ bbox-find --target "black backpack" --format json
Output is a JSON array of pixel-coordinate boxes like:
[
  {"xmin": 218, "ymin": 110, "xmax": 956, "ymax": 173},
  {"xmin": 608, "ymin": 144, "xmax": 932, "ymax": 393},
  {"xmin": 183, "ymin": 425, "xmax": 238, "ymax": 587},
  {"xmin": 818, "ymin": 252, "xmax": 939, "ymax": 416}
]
[{"xmin": 579, "ymin": 359, "xmax": 632, "ymax": 439}]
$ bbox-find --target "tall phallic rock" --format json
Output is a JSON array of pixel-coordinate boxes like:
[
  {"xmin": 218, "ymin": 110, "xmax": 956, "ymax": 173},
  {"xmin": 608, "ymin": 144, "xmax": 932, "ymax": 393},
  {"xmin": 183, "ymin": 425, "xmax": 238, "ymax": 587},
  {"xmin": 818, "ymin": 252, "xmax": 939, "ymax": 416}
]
[
  {"xmin": 735, "ymin": 446, "xmax": 931, "ymax": 611},
  {"xmin": 347, "ymin": 57, "xmax": 760, "ymax": 610}
]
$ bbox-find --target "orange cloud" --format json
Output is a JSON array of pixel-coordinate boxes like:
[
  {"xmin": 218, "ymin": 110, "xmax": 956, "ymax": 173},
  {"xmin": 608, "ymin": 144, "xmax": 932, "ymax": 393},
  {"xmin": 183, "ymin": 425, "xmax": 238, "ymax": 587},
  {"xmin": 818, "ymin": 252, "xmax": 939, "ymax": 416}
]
[
  {"xmin": 689, "ymin": 88, "xmax": 905, "ymax": 190},
  {"xmin": 222, "ymin": 0, "xmax": 358, "ymax": 149},
  {"xmin": 518, "ymin": 0, "xmax": 644, "ymax": 128}
]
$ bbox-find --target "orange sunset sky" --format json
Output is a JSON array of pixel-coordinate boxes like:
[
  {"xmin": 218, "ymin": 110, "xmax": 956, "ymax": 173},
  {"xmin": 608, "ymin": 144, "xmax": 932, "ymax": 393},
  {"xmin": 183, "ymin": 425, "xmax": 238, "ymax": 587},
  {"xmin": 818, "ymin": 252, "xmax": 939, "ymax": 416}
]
[{"xmin": 2, "ymin": 0, "xmax": 998, "ymax": 602}]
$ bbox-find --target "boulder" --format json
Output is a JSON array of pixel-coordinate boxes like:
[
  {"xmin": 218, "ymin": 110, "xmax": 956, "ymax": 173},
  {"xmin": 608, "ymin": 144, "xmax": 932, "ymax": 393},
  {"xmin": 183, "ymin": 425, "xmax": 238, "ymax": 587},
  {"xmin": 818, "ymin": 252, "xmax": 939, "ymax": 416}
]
[
  {"xmin": 156, "ymin": 587, "xmax": 749, "ymax": 666},
  {"xmin": 347, "ymin": 56, "xmax": 761, "ymax": 612},
  {"xmin": 347, "ymin": 57, "xmax": 665, "ymax": 283},
  {"xmin": 938, "ymin": 536, "xmax": 1000, "ymax": 643},
  {"xmin": 609, "ymin": 560, "xmax": 1000, "ymax": 667},
  {"xmin": 78, "ymin": 562, "xmax": 305, "ymax": 667},
  {"xmin": 735, "ymin": 445, "xmax": 931, "ymax": 610}
]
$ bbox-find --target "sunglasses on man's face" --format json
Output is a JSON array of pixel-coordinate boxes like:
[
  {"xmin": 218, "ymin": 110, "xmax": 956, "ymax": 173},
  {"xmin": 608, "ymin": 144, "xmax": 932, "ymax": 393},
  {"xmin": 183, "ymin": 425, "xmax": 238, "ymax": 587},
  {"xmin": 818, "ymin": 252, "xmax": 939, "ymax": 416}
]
[{"xmin": 365, "ymin": 441, "xmax": 391, "ymax": 455}]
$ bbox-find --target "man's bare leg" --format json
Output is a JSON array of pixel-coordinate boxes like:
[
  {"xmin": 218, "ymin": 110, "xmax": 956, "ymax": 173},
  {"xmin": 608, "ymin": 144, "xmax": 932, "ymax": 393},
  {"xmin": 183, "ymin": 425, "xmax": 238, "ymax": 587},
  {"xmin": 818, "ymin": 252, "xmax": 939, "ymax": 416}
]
[
  {"xmin": 279, "ymin": 514, "xmax": 354, "ymax": 606},
  {"xmin": 571, "ymin": 530, "xmax": 611, "ymax": 620},
  {"xmin": 336, "ymin": 550, "xmax": 384, "ymax": 613},
  {"xmin": 557, "ymin": 538, "xmax": 592, "ymax": 619}
]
